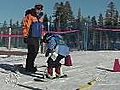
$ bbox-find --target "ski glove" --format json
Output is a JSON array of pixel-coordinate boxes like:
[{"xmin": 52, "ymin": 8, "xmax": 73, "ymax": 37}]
[
  {"xmin": 45, "ymin": 49, "xmax": 52, "ymax": 57},
  {"xmin": 45, "ymin": 51, "xmax": 49, "ymax": 57},
  {"xmin": 24, "ymin": 37, "xmax": 28, "ymax": 43},
  {"xmin": 39, "ymin": 12, "xmax": 43, "ymax": 18},
  {"xmin": 40, "ymin": 39, "xmax": 43, "ymax": 45}
]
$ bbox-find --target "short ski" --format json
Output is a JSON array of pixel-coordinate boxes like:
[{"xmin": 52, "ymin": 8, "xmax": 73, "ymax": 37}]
[
  {"xmin": 33, "ymin": 74, "xmax": 68, "ymax": 82},
  {"xmin": 76, "ymin": 77, "xmax": 99, "ymax": 90},
  {"xmin": 97, "ymin": 67, "xmax": 113, "ymax": 72}
]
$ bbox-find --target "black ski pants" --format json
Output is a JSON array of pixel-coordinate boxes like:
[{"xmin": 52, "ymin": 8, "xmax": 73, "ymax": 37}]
[
  {"xmin": 25, "ymin": 38, "xmax": 39, "ymax": 71},
  {"xmin": 47, "ymin": 54, "xmax": 65, "ymax": 68}
]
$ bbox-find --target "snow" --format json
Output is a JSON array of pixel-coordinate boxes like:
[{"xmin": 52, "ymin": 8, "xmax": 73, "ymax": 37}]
[
  {"xmin": 0, "ymin": 47, "xmax": 27, "ymax": 52},
  {"xmin": 0, "ymin": 47, "xmax": 120, "ymax": 90}
]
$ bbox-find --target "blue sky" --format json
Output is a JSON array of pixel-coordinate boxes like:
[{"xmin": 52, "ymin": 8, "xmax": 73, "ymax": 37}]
[{"xmin": 0, "ymin": 0, "xmax": 120, "ymax": 24}]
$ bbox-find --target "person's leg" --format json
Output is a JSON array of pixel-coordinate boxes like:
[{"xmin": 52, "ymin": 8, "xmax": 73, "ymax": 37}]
[
  {"xmin": 32, "ymin": 38, "xmax": 39, "ymax": 66},
  {"xmin": 54, "ymin": 54, "xmax": 65, "ymax": 76},
  {"xmin": 25, "ymin": 38, "xmax": 39, "ymax": 72},
  {"xmin": 31, "ymin": 38, "xmax": 39, "ymax": 72},
  {"xmin": 25, "ymin": 44, "xmax": 35, "ymax": 71},
  {"xmin": 46, "ymin": 57, "xmax": 55, "ymax": 78}
]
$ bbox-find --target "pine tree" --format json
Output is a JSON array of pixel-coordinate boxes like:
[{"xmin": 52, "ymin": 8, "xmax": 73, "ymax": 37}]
[
  {"xmin": 105, "ymin": 1, "xmax": 119, "ymax": 28},
  {"xmin": 52, "ymin": 1, "xmax": 74, "ymax": 30},
  {"xmin": 10, "ymin": 19, "xmax": 13, "ymax": 28},
  {"xmin": 91, "ymin": 16, "xmax": 97, "ymax": 27},
  {"xmin": 76, "ymin": 8, "xmax": 81, "ymax": 29},
  {"xmin": 98, "ymin": 13, "xmax": 104, "ymax": 28},
  {"xmin": 43, "ymin": 14, "xmax": 49, "ymax": 31},
  {"xmin": 52, "ymin": 2, "xmax": 61, "ymax": 31},
  {"xmin": 64, "ymin": 1, "xmax": 74, "ymax": 30}
]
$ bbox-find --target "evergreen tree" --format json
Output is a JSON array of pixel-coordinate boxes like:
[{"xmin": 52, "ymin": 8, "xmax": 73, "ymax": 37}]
[
  {"xmin": 52, "ymin": 1, "xmax": 74, "ymax": 30},
  {"xmin": 105, "ymin": 1, "xmax": 119, "ymax": 28},
  {"xmin": 3, "ymin": 21, "xmax": 7, "ymax": 28},
  {"xmin": 10, "ymin": 19, "xmax": 13, "ymax": 27},
  {"xmin": 16, "ymin": 21, "xmax": 19, "ymax": 27},
  {"xmin": 91, "ymin": 16, "xmax": 97, "ymax": 27},
  {"xmin": 118, "ymin": 16, "xmax": 120, "ymax": 26},
  {"xmin": 64, "ymin": 1, "xmax": 74, "ymax": 29},
  {"xmin": 76, "ymin": 8, "xmax": 81, "ymax": 29},
  {"xmin": 43, "ymin": 14, "xmax": 49, "ymax": 31},
  {"xmin": 113, "ymin": 10, "xmax": 119, "ymax": 26},
  {"xmin": 98, "ymin": 13, "xmax": 104, "ymax": 28},
  {"xmin": 53, "ymin": 2, "xmax": 59, "ymax": 12},
  {"xmin": 77, "ymin": 8, "xmax": 81, "ymax": 21},
  {"xmin": 2, "ymin": 21, "xmax": 8, "ymax": 34},
  {"xmin": 52, "ymin": 2, "xmax": 61, "ymax": 31}
]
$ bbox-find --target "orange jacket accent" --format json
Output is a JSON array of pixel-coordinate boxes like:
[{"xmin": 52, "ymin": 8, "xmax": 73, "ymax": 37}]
[{"xmin": 22, "ymin": 14, "xmax": 43, "ymax": 38}]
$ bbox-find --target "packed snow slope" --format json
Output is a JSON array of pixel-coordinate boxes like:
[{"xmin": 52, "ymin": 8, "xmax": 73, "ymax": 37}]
[{"xmin": 0, "ymin": 48, "xmax": 120, "ymax": 90}]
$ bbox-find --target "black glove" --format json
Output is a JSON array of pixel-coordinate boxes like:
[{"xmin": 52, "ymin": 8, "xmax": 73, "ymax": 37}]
[
  {"xmin": 39, "ymin": 12, "xmax": 43, "ymax": 18},
  {"xmin": 45, "ymin": 51, "xmax": 49, "ymax": 57},
  {"xmin": 24, "ymin": 37, "xmax": 28, "ymax": 43},
  {"xmin": 40, "ymin": 39, "xmax": 43, "ymax": 45},
  {"xmin": 45, "ymin": 49, "xmax": 52, "ymax": 57}
]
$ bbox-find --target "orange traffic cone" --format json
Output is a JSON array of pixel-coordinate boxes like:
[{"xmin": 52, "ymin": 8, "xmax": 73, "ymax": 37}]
[
  {"xmin": 113, "ymin": 59, "xmax": 120, "ymax": 72},
  {"xmin": 64, "ymin": 55, "xmax": 73, "ymax": 66}
]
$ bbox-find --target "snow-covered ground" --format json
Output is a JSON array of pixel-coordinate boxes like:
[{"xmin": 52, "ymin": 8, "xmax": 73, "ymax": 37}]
[{"xmin": 0, "ymin": 47, "xmax": 120, "ymax": 90}]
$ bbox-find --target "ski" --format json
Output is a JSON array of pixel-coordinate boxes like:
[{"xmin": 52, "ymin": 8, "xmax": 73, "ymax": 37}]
[
  {"xmin": 33, "ymin": 74, "xmax": 68, "ymax": 82},
  {"xmin": 96, "ymin": 67, "xmax": 114, "ymax": 72},
  {"xmin": 12, "ymin": 64, "xmax": 45, "ymax": 78},
  {"xmin": 76, "ymin": 77, "xmax": 100, "ymax": 90}
]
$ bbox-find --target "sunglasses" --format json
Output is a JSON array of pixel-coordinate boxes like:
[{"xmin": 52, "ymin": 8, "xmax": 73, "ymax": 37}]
[
  {"xmin": 36, "ymin": 7, "xmax": 42, "ymax": 10},
  {"xmin": 35, "ymin": 5, "xmax": 43, "ymax": 10}
]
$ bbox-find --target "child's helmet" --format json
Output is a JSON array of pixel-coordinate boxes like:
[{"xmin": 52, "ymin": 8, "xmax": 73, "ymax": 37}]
[{"xmin": 42, "ymin": 33, "xmax": 53, "ymax": 43}]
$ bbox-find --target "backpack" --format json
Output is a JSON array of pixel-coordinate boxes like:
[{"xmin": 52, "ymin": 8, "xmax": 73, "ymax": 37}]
[
  {"xmin": 53, "ymin": 34, "xmax": 66, "ymax": 45},
  {"xmin": 30, "ymin": 22, "xmax": 42, "ymax": 38}
]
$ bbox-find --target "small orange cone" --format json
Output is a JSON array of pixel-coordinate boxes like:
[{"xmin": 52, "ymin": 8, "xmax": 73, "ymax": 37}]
[
  {"xmin": 113, "ymin": 59, "xmax": 120, "ymax": 72},
  {"xmin": 64, "ymin": 55, "xmax": 73, "ymax": 66}
]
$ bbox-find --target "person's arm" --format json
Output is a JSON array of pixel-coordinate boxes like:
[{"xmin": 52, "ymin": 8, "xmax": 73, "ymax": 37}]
[
  {"xmin": 38, "ymin": 11, "xmax": 44, "ymax": 22},
  {"xmin": 22, "ymin": 14, "xmax": 32, "ymax": 38},
  {"xmin": 48, "ymin": 37, "xmax": 57, "ymax": 50},
  {"xmin": 39, "ymin": 16, "xmax": 44, "ymax": 22},
  {"xmin": 45, "ymin": 37, "xmax": 57, "ymax": 57}
]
